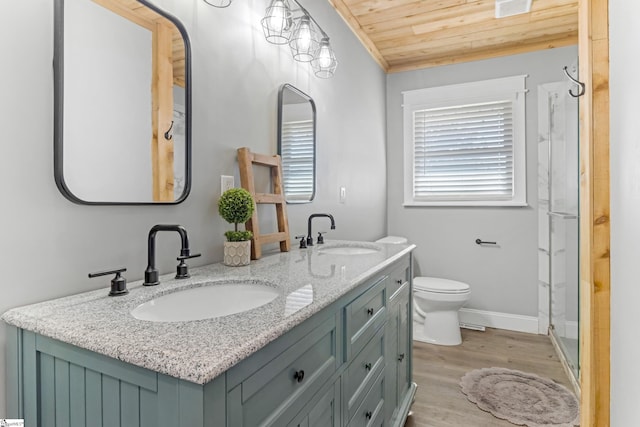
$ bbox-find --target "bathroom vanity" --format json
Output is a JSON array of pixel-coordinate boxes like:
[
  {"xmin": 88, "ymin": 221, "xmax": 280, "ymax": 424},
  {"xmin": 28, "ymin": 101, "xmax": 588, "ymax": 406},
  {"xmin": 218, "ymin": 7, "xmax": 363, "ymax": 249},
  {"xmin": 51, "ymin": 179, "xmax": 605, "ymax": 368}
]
[{"xmin": 3, "ymin": 241, "xmax": 416, "ymax": 427}]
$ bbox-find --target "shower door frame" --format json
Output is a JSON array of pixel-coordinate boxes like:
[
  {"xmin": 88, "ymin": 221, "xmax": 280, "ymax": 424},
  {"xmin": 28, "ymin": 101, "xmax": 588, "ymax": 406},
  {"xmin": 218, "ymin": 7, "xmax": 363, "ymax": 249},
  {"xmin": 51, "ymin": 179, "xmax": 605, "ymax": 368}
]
[{"xmin": 538, "ymin": 81, "xmax": 580, "ymax": 390}]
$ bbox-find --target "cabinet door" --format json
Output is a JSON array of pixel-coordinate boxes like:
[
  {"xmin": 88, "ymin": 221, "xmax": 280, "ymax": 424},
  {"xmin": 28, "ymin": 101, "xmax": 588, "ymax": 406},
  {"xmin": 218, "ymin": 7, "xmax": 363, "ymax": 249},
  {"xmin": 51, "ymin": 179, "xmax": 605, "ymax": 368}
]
[
  {"xmin": 385, "ymin": 281, "xmax": 411, "ymax": 425},
  {"xmin": 396, "ymin": 290, "xmax": 411, "ymax": 399},
  {"xmin": 385, "ymin": 301, "xmax": 400, "ymax": 424},
  {"xmin": 287, "ymin": 379, "xmax": 341, "ymax": 427},
  {"xmin": 309, "ymin": 379, "xmax": 341, "ymax": 427}
]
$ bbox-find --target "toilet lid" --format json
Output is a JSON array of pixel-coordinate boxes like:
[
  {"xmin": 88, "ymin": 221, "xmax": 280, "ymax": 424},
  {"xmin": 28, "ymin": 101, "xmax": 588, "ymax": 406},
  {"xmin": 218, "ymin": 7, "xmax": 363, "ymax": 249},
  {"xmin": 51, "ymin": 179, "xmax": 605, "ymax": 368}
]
[
  {"xmin": 413, "ymin": 277, "xmax": 470, "ymax": 294},
  {"xmin": 375, "ymin": 236, "xmax": 408, "ymax": 244}
]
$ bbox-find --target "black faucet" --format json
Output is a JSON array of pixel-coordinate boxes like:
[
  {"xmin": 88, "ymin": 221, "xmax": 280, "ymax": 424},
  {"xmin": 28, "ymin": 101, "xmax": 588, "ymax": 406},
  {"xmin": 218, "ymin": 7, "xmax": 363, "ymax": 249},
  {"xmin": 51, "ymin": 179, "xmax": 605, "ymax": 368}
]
[
  {"xmin": 307, "ymin": 214, "xmax": 336, "ymax": 246},
  {"xmin": 143, "ymin": 224, "xmax": 201, "ymax": 286}
]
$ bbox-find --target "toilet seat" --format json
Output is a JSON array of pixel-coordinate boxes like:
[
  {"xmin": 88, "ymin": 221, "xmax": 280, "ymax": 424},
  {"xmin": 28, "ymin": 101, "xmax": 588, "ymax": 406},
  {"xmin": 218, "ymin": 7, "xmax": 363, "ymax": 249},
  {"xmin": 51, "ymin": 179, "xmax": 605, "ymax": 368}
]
[{"xmin": 414, "ymin": 277, "xmax": 470, "ymax": 294}]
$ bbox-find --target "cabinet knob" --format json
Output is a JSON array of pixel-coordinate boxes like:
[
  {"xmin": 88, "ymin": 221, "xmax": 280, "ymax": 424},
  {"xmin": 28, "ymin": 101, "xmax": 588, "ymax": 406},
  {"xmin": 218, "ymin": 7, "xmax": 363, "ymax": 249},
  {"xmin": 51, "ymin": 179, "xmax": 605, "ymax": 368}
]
[
  {"xmin": 396, "ymin": 279, "xmax": 403, "ymax": 284},
  {"xmin": 367, "ymin": 307, "xmax": 374, "ymax": 316},
  {"xmin": 365, "ymin": 411, "xmax": 372, "ymax": 420},
  {"xmin": 293, "ymin": 370, "xmax": 305, "ymax": 383},
  {"xmin": 365, "ymin": 362, "xmax": 372, "ymax": 371},
  {"xmin": 398, "ymin": 353, "xmax": 405, "ymax": 362}
]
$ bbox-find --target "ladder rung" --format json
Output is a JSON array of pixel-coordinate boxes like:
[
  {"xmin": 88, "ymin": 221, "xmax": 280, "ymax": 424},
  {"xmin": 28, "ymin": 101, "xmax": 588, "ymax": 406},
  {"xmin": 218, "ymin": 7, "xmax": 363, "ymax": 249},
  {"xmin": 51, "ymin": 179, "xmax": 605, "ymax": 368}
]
[
  {"xmin": 251, "ymin": 153, "xmax": 279, "ymax": 167},
  {"xmin": 255, "ymin": 193, "xmax": 285, "ymax": 204},
  {"xmin": 256, "ymin": 232, "xmax": 288, "ymax": 245}
]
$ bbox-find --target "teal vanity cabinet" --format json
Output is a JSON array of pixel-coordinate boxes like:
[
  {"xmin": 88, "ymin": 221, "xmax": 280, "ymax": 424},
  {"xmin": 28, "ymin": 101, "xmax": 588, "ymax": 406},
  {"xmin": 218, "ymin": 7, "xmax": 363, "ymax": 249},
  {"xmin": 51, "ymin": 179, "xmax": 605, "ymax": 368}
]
[{"xmin": 5, "ymin": 253, "xmax": 416, "ymax": 427}]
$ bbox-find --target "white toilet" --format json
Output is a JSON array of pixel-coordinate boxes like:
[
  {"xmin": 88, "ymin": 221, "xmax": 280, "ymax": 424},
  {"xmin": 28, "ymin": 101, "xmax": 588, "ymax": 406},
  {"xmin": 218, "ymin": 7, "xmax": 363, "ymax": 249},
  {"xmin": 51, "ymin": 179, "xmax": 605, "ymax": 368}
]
[
  {"xmin": 376, "ymin": 236, "xmax": 471, "ymax": 346},
  {"xmin": 413, "ymin": 277, "xmax": 470, "ymax": 345}
]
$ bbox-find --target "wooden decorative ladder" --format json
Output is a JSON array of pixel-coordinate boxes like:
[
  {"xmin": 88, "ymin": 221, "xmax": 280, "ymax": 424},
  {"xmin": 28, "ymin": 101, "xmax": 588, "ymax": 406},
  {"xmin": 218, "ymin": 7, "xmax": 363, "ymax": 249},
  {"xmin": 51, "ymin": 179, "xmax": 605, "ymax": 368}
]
[{"xmin": 237, "ymin": 147, "xmax": 291, "ymax": 259}]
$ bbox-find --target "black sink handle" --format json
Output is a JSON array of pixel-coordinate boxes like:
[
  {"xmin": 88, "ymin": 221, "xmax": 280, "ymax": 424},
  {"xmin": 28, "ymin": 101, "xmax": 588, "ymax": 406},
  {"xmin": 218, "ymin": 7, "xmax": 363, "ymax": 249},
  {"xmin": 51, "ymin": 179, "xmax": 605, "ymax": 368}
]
[{"xmin": 88, "ymin": 268, "xmax": 128, "ymax": 297}]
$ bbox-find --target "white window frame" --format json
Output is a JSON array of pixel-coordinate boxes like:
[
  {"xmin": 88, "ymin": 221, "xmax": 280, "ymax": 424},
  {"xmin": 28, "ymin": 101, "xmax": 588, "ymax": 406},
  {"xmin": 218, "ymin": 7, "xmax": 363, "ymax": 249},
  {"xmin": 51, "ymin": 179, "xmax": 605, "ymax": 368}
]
[{"xmin": 403, "ymin": 75, "xmax": 528, "ymax": 207}]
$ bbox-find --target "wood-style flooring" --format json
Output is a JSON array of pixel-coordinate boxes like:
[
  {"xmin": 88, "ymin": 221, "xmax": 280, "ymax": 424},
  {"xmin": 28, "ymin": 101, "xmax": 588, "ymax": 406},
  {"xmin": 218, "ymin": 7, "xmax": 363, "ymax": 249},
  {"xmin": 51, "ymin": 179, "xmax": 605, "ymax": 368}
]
[{"xmin": 405, "ymin": 328, "xmax": 575, "ymax": 427}]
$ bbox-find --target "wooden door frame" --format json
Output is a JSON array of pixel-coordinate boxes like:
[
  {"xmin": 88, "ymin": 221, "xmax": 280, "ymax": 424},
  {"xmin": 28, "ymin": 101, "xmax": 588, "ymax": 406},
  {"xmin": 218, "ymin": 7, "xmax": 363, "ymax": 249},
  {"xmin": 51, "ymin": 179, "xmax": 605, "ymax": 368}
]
[{"xmin": 578, "ymin": 0, "xmax": 610, "ymax": 425}]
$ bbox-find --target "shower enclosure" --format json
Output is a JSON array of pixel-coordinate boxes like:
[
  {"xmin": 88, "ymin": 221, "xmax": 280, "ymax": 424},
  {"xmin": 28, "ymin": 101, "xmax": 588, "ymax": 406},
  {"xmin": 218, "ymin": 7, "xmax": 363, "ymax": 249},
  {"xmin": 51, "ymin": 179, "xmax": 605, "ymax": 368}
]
[{"xmin": 538, "ymin": 73, "xmax": 580, "ymax": 383}]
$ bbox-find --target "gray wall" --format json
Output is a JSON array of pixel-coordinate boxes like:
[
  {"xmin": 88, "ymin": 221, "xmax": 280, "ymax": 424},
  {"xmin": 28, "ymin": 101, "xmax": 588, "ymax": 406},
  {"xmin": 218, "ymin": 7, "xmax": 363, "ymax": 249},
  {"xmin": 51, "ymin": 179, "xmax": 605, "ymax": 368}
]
[
  {"xmin": 386, "ymin": 46, "xmax": 578, "ymax": 317},
  {"xmin": 0, "ymin": 0, "xmax": 387, "ymax": 415},
  {"xmin": 610, "ymin": 2, "xmax": 640, "ymax": 424}
]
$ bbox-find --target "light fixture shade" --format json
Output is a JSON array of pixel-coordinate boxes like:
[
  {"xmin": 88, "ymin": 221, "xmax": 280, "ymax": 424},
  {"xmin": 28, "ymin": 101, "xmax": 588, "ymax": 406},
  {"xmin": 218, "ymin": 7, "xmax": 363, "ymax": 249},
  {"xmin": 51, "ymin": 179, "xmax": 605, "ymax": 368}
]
[
  {"xmin": 311, "ymin": 38, "xmax": 338, "ymax": 78},
  {"xmin": 261, "ymin": 0, "xmax": 293, "ymax": 45},
  {"xmin": 204, "ymin": 0, "xmax": 232, "ymax": 7},
  {"xmin": 289, "ymin": 15, "xmax": 320, "ymax": 62}
]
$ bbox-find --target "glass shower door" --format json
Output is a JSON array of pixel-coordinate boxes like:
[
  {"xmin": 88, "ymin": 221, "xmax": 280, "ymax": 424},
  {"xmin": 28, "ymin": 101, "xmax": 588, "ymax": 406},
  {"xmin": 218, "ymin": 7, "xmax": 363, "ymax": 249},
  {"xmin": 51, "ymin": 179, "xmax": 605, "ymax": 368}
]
[{"xmin": 538, "ymin": 74, "xmax": 580, "ymax": 380}]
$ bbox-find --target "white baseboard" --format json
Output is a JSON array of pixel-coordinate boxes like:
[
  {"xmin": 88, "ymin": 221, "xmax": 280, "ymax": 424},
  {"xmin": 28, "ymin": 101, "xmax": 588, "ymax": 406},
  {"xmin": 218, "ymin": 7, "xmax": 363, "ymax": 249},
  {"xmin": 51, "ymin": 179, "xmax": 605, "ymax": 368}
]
[{"xmin": 458, "ymin": 308, "xmax": 540, "ymax": 334}]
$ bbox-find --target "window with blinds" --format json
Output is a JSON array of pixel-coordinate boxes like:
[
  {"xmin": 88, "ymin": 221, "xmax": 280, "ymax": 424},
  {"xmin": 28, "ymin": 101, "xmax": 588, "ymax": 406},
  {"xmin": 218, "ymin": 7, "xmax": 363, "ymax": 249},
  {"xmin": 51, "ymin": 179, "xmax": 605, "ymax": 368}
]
[
  {"xmin": 281, "ymin": 119, "xmax": 315, "ymax": 202},
  {"xmin": 403, "ymin": 75, "xmax": 527, "ymax": 206}
]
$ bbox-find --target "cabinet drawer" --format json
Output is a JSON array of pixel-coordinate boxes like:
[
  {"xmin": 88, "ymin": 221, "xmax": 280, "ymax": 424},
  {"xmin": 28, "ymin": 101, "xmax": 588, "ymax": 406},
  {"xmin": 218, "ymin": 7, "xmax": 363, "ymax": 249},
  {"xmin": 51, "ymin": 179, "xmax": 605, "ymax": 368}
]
[
  {"xmin": 344, "ymin": 277, "xmax": 387, "ymax": 361},
  {"xmin": 228, "ymin": 316, "xmax": 337, "ymax": 427},
  {"xmin": 387, "ymin": 258, "xmax": 410, "ymax": 301},
  {"xmin": 344, "ymin": 325, "xmax": 385, "ymax": 421},
  {"xmin": 347, "ymin": 370, "xmax": 385, "ymax": 427}
]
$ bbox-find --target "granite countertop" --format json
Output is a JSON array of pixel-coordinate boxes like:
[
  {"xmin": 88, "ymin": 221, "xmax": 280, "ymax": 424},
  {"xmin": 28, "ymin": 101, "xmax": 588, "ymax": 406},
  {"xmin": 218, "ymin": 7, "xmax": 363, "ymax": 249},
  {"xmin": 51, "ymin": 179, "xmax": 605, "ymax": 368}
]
[{"xmin": 2, "ymin": 240, "xmax": 414, "ymax": 385}]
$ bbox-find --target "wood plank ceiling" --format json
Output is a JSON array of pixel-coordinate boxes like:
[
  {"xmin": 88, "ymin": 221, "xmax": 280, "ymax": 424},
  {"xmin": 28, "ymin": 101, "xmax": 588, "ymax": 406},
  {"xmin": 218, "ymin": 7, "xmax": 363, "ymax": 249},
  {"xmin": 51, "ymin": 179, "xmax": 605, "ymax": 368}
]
[{"xmin": 328, "ymin": 0, "xmax": 578, "ymax": 73}]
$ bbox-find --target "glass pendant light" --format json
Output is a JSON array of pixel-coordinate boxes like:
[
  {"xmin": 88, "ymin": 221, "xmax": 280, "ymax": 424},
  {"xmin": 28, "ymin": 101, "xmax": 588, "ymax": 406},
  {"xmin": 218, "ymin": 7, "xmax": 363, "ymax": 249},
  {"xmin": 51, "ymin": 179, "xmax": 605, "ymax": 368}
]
[
  {"xmin": 289, "ymin": 15, "xmax": 319, "ymax": 62},
  {"xmin": 204, "ymin": 0, "xmax": 232, "ymax": 7},
  {"xmin": 311, "ymin": 37, "xmax": 338, "ymax": 78},
  {"xmin": 261, "ymin": 0, "xmax": 293, "ymax": 45}
]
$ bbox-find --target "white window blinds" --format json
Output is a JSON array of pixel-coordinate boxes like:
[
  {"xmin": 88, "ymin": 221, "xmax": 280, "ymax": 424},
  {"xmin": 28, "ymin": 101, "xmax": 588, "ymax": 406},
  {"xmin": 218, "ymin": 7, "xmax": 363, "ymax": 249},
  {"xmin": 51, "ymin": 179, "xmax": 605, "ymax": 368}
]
[
  {"xmin": 281, "ymin": 119, "xmax": 314, "ymax": 202},
  {"xmin": 403, "ymin": 75, "xmax": 527, "ymax": 206},
  {"xmin": 413, "ymin": 100, "xmax": 514, "ymax": 200}
]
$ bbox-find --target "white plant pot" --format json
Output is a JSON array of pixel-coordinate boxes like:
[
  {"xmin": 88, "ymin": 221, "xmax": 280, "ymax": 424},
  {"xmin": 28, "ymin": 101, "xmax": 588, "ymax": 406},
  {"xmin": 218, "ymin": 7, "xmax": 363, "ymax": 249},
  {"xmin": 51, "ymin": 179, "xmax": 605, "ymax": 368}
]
[{"xmin": 223, "ymin": 241, "xmax": 251, "ymax": 267}]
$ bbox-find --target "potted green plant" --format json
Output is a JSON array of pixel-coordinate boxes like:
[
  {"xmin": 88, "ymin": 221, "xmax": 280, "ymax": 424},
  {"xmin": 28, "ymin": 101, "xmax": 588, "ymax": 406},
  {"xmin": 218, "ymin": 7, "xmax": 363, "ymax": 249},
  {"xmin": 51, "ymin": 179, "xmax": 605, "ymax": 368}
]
[{"xmin": 218, "ymin": 188, "xmax": 255, "ymax": 266}]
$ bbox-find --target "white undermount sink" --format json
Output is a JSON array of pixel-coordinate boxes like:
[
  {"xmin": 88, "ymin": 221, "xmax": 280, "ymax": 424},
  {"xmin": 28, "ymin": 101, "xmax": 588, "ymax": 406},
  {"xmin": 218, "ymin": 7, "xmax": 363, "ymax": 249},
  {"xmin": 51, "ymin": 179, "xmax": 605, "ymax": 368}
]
[
  {"xmin": 131, "ymin": 281, "xmax": 280, "ymax": 322},
  {"xmin": 318, "ymin": 243, "xmax": 381, "ymax": 255}
]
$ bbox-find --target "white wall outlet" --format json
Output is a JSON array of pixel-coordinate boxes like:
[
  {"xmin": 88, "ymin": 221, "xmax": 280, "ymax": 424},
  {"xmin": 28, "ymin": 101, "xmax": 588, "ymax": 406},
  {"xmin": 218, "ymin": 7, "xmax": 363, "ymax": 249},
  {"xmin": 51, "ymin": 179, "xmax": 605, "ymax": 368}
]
[
  {"xmin": 221, "ymin": 175, "xmax": 234, "ymax": 193},
  {"xmin": 339, "ymin": 186, "xmax": 346, "ymax": 203}
]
